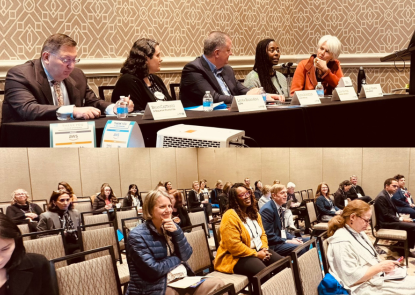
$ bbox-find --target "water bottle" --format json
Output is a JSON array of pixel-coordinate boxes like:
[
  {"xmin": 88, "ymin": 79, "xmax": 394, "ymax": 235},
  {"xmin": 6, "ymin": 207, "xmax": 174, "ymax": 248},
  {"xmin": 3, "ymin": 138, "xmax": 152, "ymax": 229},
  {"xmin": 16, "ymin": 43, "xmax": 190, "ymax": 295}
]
[
  {"xmin": 260, "ymin": 87, "xmax": 267, "ymax": 103},
  {"xmin": 315, "ymin": 82, "xmax": 324, "ymax": 98},
  {"xmin": 116, "ymin": 96, "xmax": 128, "ymax": 119},
  {"xmin": 203, "ymin": 91, "xmax": 213, "ymax": 112},
  {"xmin": 357, "ymin": 67, "xmax": 366, "ymax": 94}
]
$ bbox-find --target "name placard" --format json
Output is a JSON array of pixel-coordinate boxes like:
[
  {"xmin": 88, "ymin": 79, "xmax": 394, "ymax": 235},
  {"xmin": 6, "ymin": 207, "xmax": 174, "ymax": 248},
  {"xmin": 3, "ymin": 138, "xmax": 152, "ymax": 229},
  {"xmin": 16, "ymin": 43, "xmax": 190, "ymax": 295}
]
[
  {"xmin": 101, "ymin": 120, "xmax": 145, "ymax": 148},
  {"xmin": 337, "ymin": 77, "xmax": 353, "ymax": 88},
  {"xmin": 359, "ymin": 84, "xmax": 383, "ymax": 99},
  {"xmin": 230, "ymin": 95, "xmax": 266, "ymax": 112},
  {"xmin": 332, "ymin": 87, "xmax": 358, "ymax": 102},
  {"xmin": 290, "ymin": 90, "xmax": 321, "ymax": 106},
  {"xmin": 142, "ymin": 100, "xmax": 186, "ymax": 120},
  {"xmin": 50, "ymin": 122, "xmax": 96, "ymax": 148}
]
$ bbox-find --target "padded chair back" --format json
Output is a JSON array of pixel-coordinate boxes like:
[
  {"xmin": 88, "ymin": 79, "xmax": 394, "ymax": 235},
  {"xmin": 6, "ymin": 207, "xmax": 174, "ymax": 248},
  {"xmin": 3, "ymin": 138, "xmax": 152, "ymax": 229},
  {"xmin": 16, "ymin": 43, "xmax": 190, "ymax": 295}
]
[
  {"xmin": 169, "ymin": 83, "xmax": 180, "ymax": 100},
  {"xmin": 115, "ymin": 208, "xmax": 138, "ymax": 231},
  {"xmin": 317, "ymin": 231, "xmax": 329, "ymax": 274},
  {"xmin": 0, "ymin": 202, "xmax": 9, "ymax": 215},
  {"xmin": 98, "ymin": 85, "xmax": 115, "ymax": 101},
  {"xmin": 140, "ymin": 192, "xmax": 149, "ymax": 205},
  {"xmin": 188, "ymin": 211, "xmax": 208, "ymax": 235},
  {"xmin": 370, "ymin": 204, "xmax": 377, "ymax": 229},
  {"xmin": 83, "ymin": 213, "xmax": 110, "ymax": 230},
  {"xmin": 31, "ymin": 199, "xmax": 47, "ymax": 209},
  {"xmin": 50, "ymin": 246, "xmax": 121, "ymax": 295},
  {"xmin": 212, "ymin": 220, "xmax": 221, "ymax": 250},
  {"xmin": 307, "ymin": 189, "xmax": 313, "ymax": 199},
  {"xmin": 121, "ymin": 217, "xmax": 143, "ymax": 247},
  {"xmin": 295, "ymin": 191, "xmax": 302, "ymax": 202},
  {"xmin": 183, "ymin": 223, "xmax": 213, "ymax": 273},
  {"xmin": 73, "ymin": 200, "xmax": 92, "ymax": 214},
  {"xmin": 17, "ymin": 223, "xmax": 30, "ymax": 241},
  {"xmin": 76, "ymin": 196, "xmax": 92, "ymax": 201},
  {"xmin": 300, "ymin": 190, "xmax": 308, "ymax": 202},
  {"xmin": 306, "ymin": 202, "xmax": 317, "ymax": 224}
]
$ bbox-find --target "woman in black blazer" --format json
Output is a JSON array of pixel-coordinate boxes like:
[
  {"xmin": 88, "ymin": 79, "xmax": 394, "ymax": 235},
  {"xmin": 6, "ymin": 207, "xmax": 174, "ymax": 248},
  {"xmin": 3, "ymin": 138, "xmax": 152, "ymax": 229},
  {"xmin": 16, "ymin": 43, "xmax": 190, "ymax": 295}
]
[
  {"xmin": 111, "ymin": 38, "xmax": 172, "ymax": 111},
  {"xmin": 6, "ymin": 189, "xmax": 43, "ymax": 227},
  {"xmin": 0, "ymin": 214, "xmax": 55, "ymax": 295},
  {"xmin": 188, "ymin": 181, "xmax": 212, "ymax": 225},
  {"xmin": 315, "ymin": 182, "xmax": 342, "ymax": 222}
]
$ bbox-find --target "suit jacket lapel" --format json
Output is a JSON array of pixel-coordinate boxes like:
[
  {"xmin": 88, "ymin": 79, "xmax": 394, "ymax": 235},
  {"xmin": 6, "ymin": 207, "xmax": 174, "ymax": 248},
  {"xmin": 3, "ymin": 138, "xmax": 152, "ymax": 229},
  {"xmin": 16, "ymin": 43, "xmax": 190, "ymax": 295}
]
[
  {"xmin": 383, "ymin": 190, "xmax": 398, "ymax": 214},
  {"xmin": 34, "ymin": 59, "xmax": 54, "ymax": 105},
  {"xmin": 200, "ymin": 57, "xmax": 223, "ymax": 94},
  {"xmin": 64, "ymin": 76, "xmax": 80, "ymax": 106},
  {"xmin": 9, "ymin": 256, "xmax": 34, "ymax": 295},
  {"xmin": 270, "ymin": 200, "xmax": 282, "ymax": 230}
]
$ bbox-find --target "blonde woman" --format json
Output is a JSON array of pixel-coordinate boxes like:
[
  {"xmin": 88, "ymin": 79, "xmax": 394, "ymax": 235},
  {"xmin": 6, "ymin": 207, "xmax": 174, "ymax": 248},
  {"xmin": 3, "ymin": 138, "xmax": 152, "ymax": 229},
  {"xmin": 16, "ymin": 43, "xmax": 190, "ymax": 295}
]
[{"xmin": 6, "ymin": 189, "xmax": 43, "ymax": 226}]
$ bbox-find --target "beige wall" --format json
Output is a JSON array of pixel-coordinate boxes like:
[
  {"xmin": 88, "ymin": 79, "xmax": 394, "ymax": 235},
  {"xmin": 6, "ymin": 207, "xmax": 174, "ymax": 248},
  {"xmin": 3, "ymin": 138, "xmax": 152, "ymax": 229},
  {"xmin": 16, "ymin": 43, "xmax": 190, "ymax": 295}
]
[{"xmin": 1, "ymin": 147, "xmax": 414, "ymax": 203}]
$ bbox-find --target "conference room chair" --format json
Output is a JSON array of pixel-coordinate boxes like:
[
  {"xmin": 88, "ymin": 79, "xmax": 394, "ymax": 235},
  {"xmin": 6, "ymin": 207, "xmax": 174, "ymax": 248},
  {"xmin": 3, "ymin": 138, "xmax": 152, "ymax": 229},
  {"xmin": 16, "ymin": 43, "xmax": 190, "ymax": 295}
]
[
  {"xmin": 121, "ymin": 216, "xmax": 144, "ymax": 250},
  {"xmin": 294, "ymin": 191, "xmax": 302, "ymax": 202},
  {"xmin": 98, "ymin": 85, "xmax": 116, "ymax": 101},
  {"xmin": 22, "ymin": 229, "xmax": 67, "ymax": 269},
  {"xmin": 183, "ymin": 223, "xmax": 251, "ymax": 294},
  {"xmin": 305, "ymin": 202, "xmax": 328, "ymax": 237},
  {"xmin": 31, "ymin": 199, "xmax": 48, "ymax": 209},
  {"xmin": 300, "ymin": 190, "xmax": 309, "ymax": 202},
  {"xmin": 252, "ymin": 257, "xmax": 297, "ymax": 295},
  {"xmin": 72, "ymin": 200, "xmax": 93, "ymax": 214},
  {"xmin": 291, "ymin": 239, "xmax": 322, "ymax": 295},
  {"xmin": 50, "ymin": 246, "xmax": 122, "ymax": 295},
  {"xmin": 78, "ymin": 222, "xmax": 130, "ymax": 288},
  {"xmin": 316, "ymin": 231, "xmax": 329, "ymax": 274},
  {"xmin": 140, "ymin": 191, "xmax": 149, "ymax": 204},
  {"xmin": 169, "ymin": 83, "xmax": 180, "ymax": 100},
  {"xmin": 0, "ymin": 202, "xmax": 10, "ymax": 215},
  {"xmin": 76, "ymin": 196, "xmax": 93, "ymax": 201},
  {"xmin": 188, "ymin": 211, "xmax": 209, "ymax": 237},
  {"xmin": 115, "ymin": 207, "xmax": 138, "ymax": 251},
  {"xmin": 208, "ymin": 283, "xmax": 236, "ymax": 295},
  {"xmin": 307, "ymin": 188, "xmax": 314, "ymax": 199},
  {"xmin": 81, "ymin": 211, "xmax": 110, "ymax": 230},
  {"xmin": 211, "ymin": 219, "xmax": 222, "ymax": 250},
  {"xmin": 17, "ymin": 220, "xmax": 30, "ymax": 241},
  {"xmin": 370, "ymin": 204, "xmax": 409, "ymax": 266}
]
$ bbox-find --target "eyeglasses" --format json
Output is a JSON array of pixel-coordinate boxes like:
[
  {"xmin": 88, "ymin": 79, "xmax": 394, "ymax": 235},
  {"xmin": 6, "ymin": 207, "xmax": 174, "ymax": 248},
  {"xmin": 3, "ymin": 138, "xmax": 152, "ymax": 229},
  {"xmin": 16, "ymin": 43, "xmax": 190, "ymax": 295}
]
[
  {"xmin": 50, "ymin": 53, "xmax": 80, "ymax": 65},
  {"xmin": 238, "ymin": 192, "xmax": 250, "ymax": 199},
  {"xmin": 15, "ymin": 193, "xmax": 26, "ymax": 197},
  {"xmin": 358, "ymin": 215, "xmax": 371, "ymax": 224}
]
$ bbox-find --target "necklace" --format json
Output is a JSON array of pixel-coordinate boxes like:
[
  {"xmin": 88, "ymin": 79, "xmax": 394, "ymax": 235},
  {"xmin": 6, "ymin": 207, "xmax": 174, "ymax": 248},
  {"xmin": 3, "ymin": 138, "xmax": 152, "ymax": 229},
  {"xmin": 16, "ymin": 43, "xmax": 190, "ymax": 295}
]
[{"xmin": 345, "ymin": 226, "xmax": 377, "ymax": 258}]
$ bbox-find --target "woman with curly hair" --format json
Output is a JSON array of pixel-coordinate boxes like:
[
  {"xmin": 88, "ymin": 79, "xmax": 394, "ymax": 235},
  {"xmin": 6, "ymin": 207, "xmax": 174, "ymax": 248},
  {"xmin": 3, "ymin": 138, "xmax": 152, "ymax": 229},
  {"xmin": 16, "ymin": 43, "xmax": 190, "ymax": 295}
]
[
  {"xmin": 58, "ymin": 181, "xmax": 78, "ymax": 202},
  {"xmin": 111, "ymin": 38, "xmax": 172, "ymax": 111},
  {"xmin": 214, "ymin": 183, "xmax": 283, "ymax": 295}
]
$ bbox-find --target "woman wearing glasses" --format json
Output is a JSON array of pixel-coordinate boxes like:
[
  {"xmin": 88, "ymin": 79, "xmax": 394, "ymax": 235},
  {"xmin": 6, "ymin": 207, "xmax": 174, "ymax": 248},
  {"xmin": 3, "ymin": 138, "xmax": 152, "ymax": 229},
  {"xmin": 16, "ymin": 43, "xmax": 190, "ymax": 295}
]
[
  {"xmin": 315, "ymin": 182, "xmax": 342, "ymax": 222},
  {"xmin": 327, "ymin": 200, "xmax": 415, "ymax": 294},
  {"xmin": 214, "ymin": 183, "xmax": 283, "ymax": 295},
  {"xmin": 6, "ymin": 189, "xmax": 43, "ymax": 227},
  {"xmin": 112, "ymin": 38, "xmax": 173, "ymax": 111}
]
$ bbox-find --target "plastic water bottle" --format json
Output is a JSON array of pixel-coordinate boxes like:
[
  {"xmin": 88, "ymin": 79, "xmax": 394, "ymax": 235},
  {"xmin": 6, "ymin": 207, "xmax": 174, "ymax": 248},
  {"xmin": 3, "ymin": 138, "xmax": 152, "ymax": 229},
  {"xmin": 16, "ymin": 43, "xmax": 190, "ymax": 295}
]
[
  {"xmin": 203, "ymin": 91, "xmax": 213, "ymax": 112},
  {"xmin": 116, "ymin": 96, "xmax": 128, "ymax": 118},
  {"xmin": 315, "ymin": 82, "xmax": 324, "ymax": 98},
  {"xmin": 357, "ymin": 67, "xmax": 366, "ymax": 94},
  {"xmin": 260, "ymin": 87, "xmax": 267, "ymax": 103}
]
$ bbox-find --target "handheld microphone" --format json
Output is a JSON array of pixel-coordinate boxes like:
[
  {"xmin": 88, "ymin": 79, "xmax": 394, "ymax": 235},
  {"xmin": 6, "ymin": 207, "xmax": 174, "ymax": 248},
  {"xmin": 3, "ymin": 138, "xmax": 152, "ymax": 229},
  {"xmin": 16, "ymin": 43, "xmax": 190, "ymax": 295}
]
[{"xmin": 281, "ymin": 62, "xmax": 293, "ymax": 68}]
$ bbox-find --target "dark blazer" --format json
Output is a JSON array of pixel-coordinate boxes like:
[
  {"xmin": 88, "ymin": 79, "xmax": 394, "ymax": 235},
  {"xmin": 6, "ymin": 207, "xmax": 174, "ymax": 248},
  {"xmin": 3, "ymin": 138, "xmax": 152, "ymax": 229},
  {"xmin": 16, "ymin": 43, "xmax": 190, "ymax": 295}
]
[
  {"xmin": 210, "ymin": 188, "xmax": 222, "ymax": 205},
  {"xmin": 260, "ymin": 199, "xmax": 293, "ymax": 246},
  {"xmin": 188, "ymin": 190, "xmax": 203, "ymax": 211},
  {"xmin": 346, "ymin": 185, "xmax": 366, "ymax": 200},
  {"xmin": 2, "ymin": 59, "xmax": 110, "ymax": 123},
  {"xmin": 122, "ymin": 194, "xmax": 142, "ymax": 208},
  {"xmin": 172, "ymin": 206, "xmax": 192, "ymax": 231},
  {"xmin": 254, "ymin": 189, "xmax": 262, "ymax": 201},
  {"xmin": 315, "ymin": 195, "xmax": 339, "ymax": 218},
  {"xmin": 392, "ymin": 188, "xmax": 414, "ymax": 208},
  {"xmin": 37, "ymin": 210, "xmax": 80, "ymax": 232},
  {"xmin": 111, "ymin": 73, "xmax": 172, "ymax": 111},
  {"xmin": 7, "ymin": 253, "xmax": 56, "ymax": 295},
  {"xmin": 6, "ymin": 203, "xmax": 43, "ymax": 225},
  {"xmin": 333, "ymin": 188, "xmax": 348, "ymax": 209},
  {"xmin": 374, "ymin": 189, "xmax": 400, "ymax": 228},
  {"xmin": 179, "ymin": 56, "xmax": 249, "ymax": 107},
  {"xmin": 287, "ymin": 193, "xmax": 298, "ymax": 203}
]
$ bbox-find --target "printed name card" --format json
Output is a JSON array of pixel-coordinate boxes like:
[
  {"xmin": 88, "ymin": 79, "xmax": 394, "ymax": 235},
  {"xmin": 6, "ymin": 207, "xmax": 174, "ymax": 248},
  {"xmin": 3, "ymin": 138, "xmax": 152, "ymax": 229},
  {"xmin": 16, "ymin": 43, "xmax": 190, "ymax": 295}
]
[
  {"xmin": 290, "ymin": 90, "xmax": 321, "ymax": 106},
  {"xmin": 337, "ymin": 77, "xmax": 353, "ymax": 88},
  {"xmin": 50, "ymin": 121, "xmax": 96, "ymax": 148},
  {"xmin": 359, "ymin": 84, "xmax": 383, "ymax": 99},
  {"xmin": 332, "ymin": 87, "xmax": 358, "ymax": 101},
  {"xmin": 142, "ymin": 100, "xmax": 186, "ymax": 120},
  {"xmin": 230, "ymin": 95, "xmax": 266, "ymax": 112},
  {"xmin": 101, "ymin": 120, "xmax": 145, "ymax": 148}
]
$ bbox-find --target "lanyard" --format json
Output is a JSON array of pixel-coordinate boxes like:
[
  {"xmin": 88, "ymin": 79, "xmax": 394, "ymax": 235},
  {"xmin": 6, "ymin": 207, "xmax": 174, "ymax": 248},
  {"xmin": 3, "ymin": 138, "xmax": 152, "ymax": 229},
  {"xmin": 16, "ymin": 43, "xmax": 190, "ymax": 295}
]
[
  {"xmin": 20, "ymin": 204, "xmax": 32, "ymax": 215},
  {"xmin": 345, "ymin": 226, "xmax": 377, "ymax": 258},
  {"xmin": 246, "ymin": 219, "xmax": 259, "ymax": 238},
  {"xmin": 273, "ymin": 70, "xmax": 285, "ymax": 95}
]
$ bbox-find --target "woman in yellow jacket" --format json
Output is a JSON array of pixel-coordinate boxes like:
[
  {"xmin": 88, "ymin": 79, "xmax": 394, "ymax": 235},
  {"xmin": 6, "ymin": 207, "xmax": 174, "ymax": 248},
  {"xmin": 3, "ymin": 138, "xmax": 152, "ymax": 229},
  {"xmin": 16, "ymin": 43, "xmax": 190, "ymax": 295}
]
[{"xmin": 214, "ymin": 183, "xmax": 284, "ymax": 295}]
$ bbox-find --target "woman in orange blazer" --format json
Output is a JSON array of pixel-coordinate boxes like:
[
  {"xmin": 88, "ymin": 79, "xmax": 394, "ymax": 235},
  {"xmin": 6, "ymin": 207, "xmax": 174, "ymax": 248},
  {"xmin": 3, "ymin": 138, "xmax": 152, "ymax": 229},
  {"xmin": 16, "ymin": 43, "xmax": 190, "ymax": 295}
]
[
  {"xmin": 290, "ymin": 35, "xmax": 343, "ymax": 96},
  {"xmin": 214, "ymin": 183, "xmax": 283, "ymax": 295}
]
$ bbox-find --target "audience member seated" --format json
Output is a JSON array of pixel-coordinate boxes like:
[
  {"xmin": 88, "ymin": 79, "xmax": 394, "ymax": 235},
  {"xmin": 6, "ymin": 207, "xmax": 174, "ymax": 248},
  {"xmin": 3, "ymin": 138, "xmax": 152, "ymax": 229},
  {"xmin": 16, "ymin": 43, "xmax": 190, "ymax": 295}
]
[
  {"xmin": 347, "ymin": 175, "xmax": 372, "ymax": 203},
  {"xmin": 210, "ymin": 180, "xmax": 222, "ymax": 209},
  {"xmin": 155, "ymin": 181, "xmax": 166, "ymax": 192},
  {"xmin": 244, "ymin": 177, "xmax": 254, "ymax": 191},
  {"xmin": 188, "ymin": 181, "xmax": 212, "ymax": 225},
  {"xmin": 200, "ymin": 179, "xmax": 210, "ymax": 203},
  {"xmin": 218, "ymin": 181, "xmax": 232, "ymax": 213},
  {"xmin": 126, "ymin": 190, "xmax": 224, "ymax": 295},
  {"xmin": 254, "ymin": 180, "xmax": 263, "ymax": 201},
  {"xmin": 315, "ymin": 182, "xmax": 342, "ymax": 222},
  {"xmin": 58, "ymin": 181, "xmax": 78, "ymax": 202},
  {"xmin": 170, "ymin": 190, "xmax": 192, "ymax": 231},
  {"xmin": 0, "ymin": 214, "xmax": 54, "ymax": 295},
  {"xmin": 374, "ymin": 178, "xmax": 415, "ymax": 255},
  {"xmin": 392, "ymin": 174, "xmax": 415, "ymax": 218},
  {"xmin": 37, "ymin": 190, "xmax": 80, "ymax": 255},
  {"xmin": 260, "ymin": 184, "xmax": 309, "ymax": 256},
  {"xmin": 214, "ymin": 183, "xmax": 283, "ymax": 295},
  {"xmin": 290, "ymin": 35, "xmax": 343, "ymax": 96},
  {"xmin": 164, "ymin": 181, "xmax": 174, "ymax": 194},
  {"xmin": 92, "ymin": 183, "xmax": 118, "ymax": 221},
  {"xmin": 333, "ymin": 180, "xmax": 352, "ymax": 210},
  {"xmin": 244, "ymin": 38, "xmax": 287, "ymax": 99},
  {"xmin": 2, "ymin": 33, "xmax": 133, "ymax": 123},
  {"xmin": 286, "ymin": 182, "xmax": 300, "ymax": 208},
  {"xmin": 327, "ymin": 200, "xmax": 415, "ymax": 294},
  {"xmin": 122, "ymin": 184, "xmax": 142, "ymax": 208},
  {"xmin": 6, "ymin": 189, "xmax": 43, "ymax": 230},
  {"xmin": 273, "ymin": 180, "xmax": 280, "ymax": 185},
  {"xmin": 111, "ymin": 38, "xmax": 172, "ymax": 111},
  {"xmin": 258, "ymin": 185, "xmax": 271, "ymax": 209}
]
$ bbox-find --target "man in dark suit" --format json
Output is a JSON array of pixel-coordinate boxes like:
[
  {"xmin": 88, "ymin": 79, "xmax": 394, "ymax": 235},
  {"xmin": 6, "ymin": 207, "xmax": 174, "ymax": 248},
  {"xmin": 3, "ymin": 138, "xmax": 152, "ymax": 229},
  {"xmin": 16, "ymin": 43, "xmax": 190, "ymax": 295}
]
[
  {"xmin": 346, "ymin": 175, "xmax": 372, "ymax": 203},
  {"xmin": 2, "ymin": 33, "xmax": 133, "ymax": 123},
  {"xmin": 392, "ymin": 174, "xmax": 415, "ymax": 218},
  {"xmin": 374, "ymin": 178, "xmax": 415, "ymax": 252},
  {"xmin": 179, "ymin": 31, "xmax": 283, "ymax": 108},
  {"xmin": 259, "ymin": 184, "xmax": 309, "ymax": 256}
]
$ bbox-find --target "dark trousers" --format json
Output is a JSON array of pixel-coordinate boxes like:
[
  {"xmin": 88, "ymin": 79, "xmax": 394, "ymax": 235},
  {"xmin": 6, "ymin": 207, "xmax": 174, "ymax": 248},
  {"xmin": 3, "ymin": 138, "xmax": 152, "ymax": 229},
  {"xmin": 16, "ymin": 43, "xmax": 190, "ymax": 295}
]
[
  {"xmin": 270, "ymin": 237, "xmax": 310, "ymax": 256},
  {"xmin": 233, "ymin": 249, "xmax": 284, "ymax": 295},
  {"xmin": 380, "ymin": 221, "xmax": 415, "ymax": 248},
  {"xmin": 396, "ymin": 206, "xmax": 415, "ymax": 219}
]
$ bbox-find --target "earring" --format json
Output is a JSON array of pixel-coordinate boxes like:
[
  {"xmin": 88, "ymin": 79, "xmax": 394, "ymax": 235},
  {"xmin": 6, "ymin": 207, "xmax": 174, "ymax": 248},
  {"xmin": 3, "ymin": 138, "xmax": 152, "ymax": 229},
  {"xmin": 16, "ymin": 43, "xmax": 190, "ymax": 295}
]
[{"xmin": 351, "ymin": 221, "xmax": 353, "ymax": 225}]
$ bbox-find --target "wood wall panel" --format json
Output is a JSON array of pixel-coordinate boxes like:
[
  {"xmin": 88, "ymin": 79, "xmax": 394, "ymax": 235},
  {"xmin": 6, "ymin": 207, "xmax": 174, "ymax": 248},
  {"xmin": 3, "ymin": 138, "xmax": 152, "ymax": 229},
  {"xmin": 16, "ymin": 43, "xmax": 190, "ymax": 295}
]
[
  {"xmin": 175, "ymin": 149, "xmax": 198, "ymax": 190},
  {"xmin": 235, "ymin": 149, "xmax": 262, "ymax": 188},
  {"xmin": 118, "ymin": 149, "xmax": 152, "ymax": 195},
  {"xmin": 290, "ymin": 148, "xmax": 323, "ymax": 193},
  {"xmin": 260, "ymin": 148, "xmax": 290, "ymax": 187},
  {"xmin": 79, "ymin": 149, "xmax": 121, "ymax": 197},
  {"xmin": 149, "ymin": 149, "xmax": 177, "ymax": 190},
  {"xmin": 0, "ymin": 149, "xmax": 30, "ymax": 202},
  {"xmin": 213, "ymin": 149, "xmax": 238, "ymax": 184},
  {"xmin": 197, "ymin": 149, "xmax": 217, "ymax": 189},
  {"xmin": 28, "ymin": 149, "xmax": 81, "ymax": 200},
  {"xmin": 362, "ymin": 148, "xmax": 410, "ymax": 198}
]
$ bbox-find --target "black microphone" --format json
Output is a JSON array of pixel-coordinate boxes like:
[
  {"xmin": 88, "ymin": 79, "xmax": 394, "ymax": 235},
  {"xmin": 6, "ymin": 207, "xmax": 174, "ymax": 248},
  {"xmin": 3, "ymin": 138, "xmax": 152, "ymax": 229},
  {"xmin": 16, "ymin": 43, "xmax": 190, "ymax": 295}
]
[{"xmin": 281, "ymin": 62, "xmax": 293, "ymax": 68}]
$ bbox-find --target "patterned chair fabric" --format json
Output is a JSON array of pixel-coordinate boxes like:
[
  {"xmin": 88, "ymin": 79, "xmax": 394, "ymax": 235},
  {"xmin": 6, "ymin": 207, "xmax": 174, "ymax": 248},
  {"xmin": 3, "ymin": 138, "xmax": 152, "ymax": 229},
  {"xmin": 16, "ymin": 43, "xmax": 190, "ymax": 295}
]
[
  {"xmin": 31, "ymin": 199, "xmax": 47, "ymax": 208},
  {"xmin": 17, "ymin": 223, "xmax": 30, "ymax": 241},
  {"xmin": 306, "ymin": 202, "xmax": 328, "ymax": 230},
  {"xmin": 24, "ymin": 235, "xmax": 67, "ymax": 269},
  {"xmin": 83, "ymin": 214, "xmax": 110, "ymax": 230},
  {"xmin": 0, "ymin": 203, "xmax": 9, "ymax": 215},
  {"xmin": 80, "ymin": 227, "xmax": 120, "ymax": 261},
  {"xmin": 73, "ymin": 201, "xmax": 92, "ymax": 213},
  {"xmin": 297, "ymin": 248, "xmax": 323, "ymax": 295},
  {"xmin": 188, "ymin": 211, "xmax": 208, "ymax": 235},
  {"xmin": 261, "ymin": 267, "xmax": 296, "ymax": 295},
  {"xmin": 116, "ymin": 209, "xmax": 137, "ymax": 231},
  {"xmin": 55, "ymin": 255, "xmax": 120, "ymax": 295}
]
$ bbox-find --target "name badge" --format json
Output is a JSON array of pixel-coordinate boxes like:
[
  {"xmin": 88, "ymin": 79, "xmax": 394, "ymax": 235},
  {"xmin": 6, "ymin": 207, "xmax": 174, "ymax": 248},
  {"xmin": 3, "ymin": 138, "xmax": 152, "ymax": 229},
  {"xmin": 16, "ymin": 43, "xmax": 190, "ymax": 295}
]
[
  {"xmin": 101, "ymin": 120, "xmax": 145, "ymax": 148},
  {"xmin": 142, "ymin": 100, "xmax": 186, "ymax": 120},
  {"xmin": 357, "ymin": 193, "xmax": 362, "ymax": 198},
  {"xmin": 344, "ymin": 199, "xmax": 348, "ymax": 207},
  {"xmin": 50, "ymin": 121, "xmax": 96, "ymax": 148},
  {"xmin": 290, "ymin": 90, "xmax": 321, "ymax": 106},
  {"xmin": 332, "ymin": 87, "xmax": 358, "ymax": 101},
  {"xmin": 253, "ymin": 236, "xmax": 263, "ymax": 251},
  {"xmin": 281, "ymin": 229, "xmax": 287, "ymax": 239},
  {"xmin": 337, "ymin": 77, "xmax": 353, "ymax": 88},
  {"xmin": 230, "ymin": 95, "xmax": 266, "ymax": 112},
  {"xmin": 359, "ymin": 84, "xmax": 383, "ymax": 98}
]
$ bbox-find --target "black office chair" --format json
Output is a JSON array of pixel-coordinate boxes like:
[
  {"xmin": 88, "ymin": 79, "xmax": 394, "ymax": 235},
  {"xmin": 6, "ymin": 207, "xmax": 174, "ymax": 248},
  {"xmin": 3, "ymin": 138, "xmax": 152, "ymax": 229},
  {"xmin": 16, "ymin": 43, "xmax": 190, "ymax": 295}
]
[
  {"xmin": 169, "ymin": 83, "xmax": 180, "ymax": 100},
  {"xmin": 98, "ymin": 85, "xmax": 116, "ymax": 101}
]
